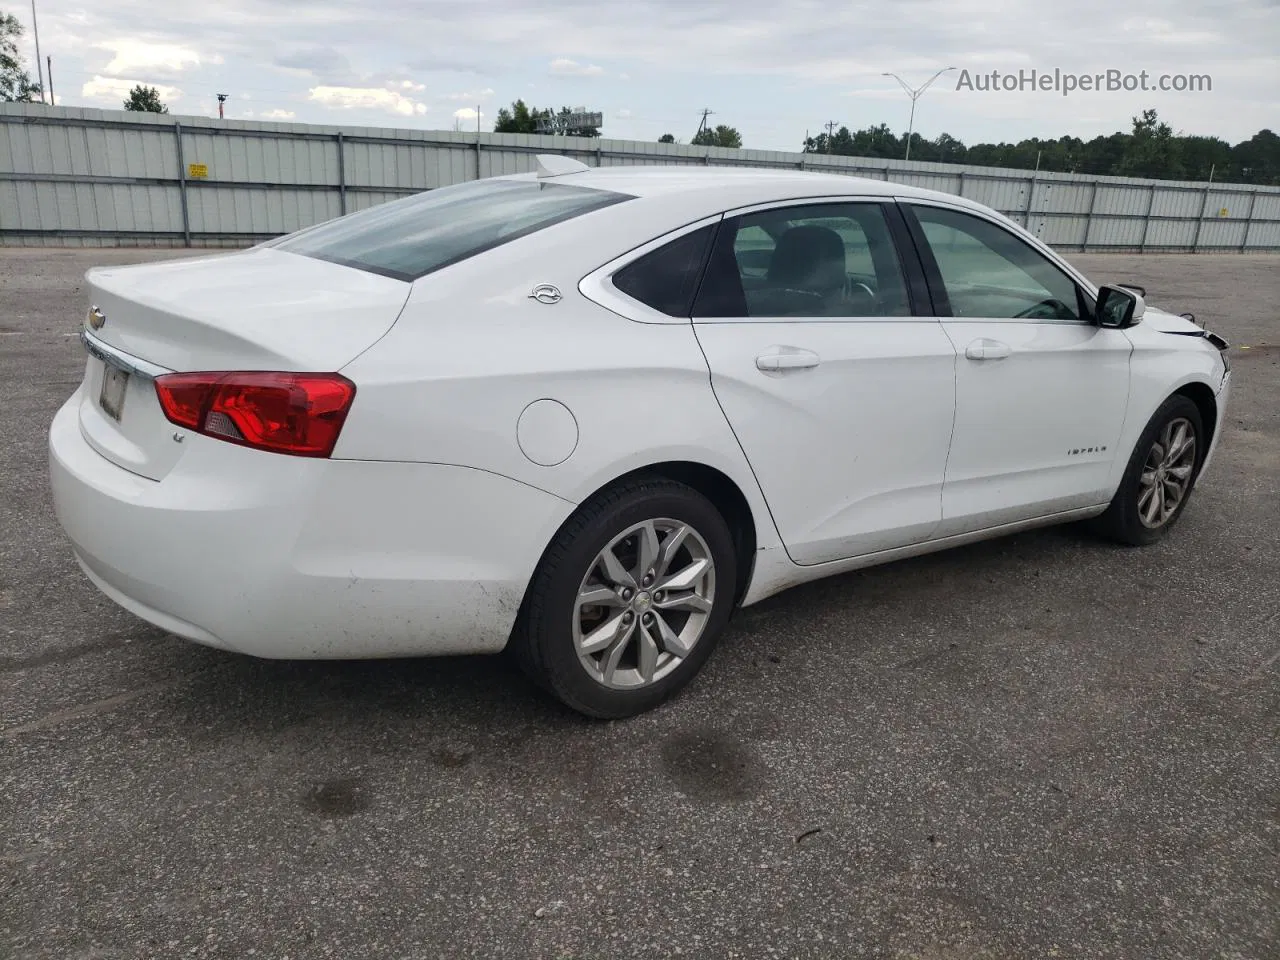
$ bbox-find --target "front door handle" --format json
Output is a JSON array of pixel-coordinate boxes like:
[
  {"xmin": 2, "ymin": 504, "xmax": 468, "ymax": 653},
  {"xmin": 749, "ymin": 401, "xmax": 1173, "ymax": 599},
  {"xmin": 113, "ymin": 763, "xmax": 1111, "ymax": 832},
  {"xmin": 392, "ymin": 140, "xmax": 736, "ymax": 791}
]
[
  {"xmin": 756, "ymin": 347, "xmax": 821, "ymax": 372},
  {"xmin": 965, "ymin": 338, "xmax": 1012, "ymax": 361}
]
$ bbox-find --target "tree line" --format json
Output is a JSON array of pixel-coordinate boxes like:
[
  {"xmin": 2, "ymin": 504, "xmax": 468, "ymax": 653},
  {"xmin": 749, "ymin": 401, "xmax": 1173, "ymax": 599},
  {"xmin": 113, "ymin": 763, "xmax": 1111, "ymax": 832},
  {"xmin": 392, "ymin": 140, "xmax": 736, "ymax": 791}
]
[{"xmin": 803, "ymin": 110, "xmax": 1279, "ymax": 186}]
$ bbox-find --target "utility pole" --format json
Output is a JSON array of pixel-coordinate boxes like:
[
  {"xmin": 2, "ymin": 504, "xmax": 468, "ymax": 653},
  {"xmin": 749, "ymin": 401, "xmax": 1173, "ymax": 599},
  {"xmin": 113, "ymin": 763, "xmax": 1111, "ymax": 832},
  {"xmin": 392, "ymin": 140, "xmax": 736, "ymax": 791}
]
[
  {"xmin": 882, "ymin": 67, "xmax": 957, "ymax": 161},
  {"xmin": 695, "ymin": 108, "xmax": 714, "ymax": 141},
  {"xmin": 824, "ymin": 120, "xmax": 839, "ymax": 153},
  {"xmin": 30, "ymin": 0, "xmax": 45, "ymax": 103},
  {"xmin": 216, "ymin": 93, "xmax": 228, "ymax": 119},
  {"xmin": 45, "ymin": 55, "xmax": 53, "ymax": 104}
]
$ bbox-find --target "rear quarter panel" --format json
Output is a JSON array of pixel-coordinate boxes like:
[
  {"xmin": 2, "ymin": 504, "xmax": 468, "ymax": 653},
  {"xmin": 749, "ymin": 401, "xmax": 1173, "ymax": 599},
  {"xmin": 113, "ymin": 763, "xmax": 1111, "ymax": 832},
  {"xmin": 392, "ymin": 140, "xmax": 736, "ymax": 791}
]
[{"xmin": 333, "ymin": 212, "xmax": 782, "ymax": 552}]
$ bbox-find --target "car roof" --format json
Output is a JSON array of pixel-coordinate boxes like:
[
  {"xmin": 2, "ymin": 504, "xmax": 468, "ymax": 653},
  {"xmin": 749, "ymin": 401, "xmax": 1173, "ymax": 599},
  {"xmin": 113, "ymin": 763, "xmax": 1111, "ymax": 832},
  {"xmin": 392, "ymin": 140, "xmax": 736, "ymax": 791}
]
[{"xmin": 497, "ymin": 163, "xmax": 981, "ymax": 211}]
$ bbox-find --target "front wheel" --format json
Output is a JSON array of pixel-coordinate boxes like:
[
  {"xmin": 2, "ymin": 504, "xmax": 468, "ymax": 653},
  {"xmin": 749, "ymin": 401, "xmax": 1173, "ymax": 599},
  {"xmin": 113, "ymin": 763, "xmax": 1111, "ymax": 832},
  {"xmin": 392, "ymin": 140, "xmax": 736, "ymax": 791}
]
[
  {"xmin": 1091, "ymin": 395, "xmax": 1204, "ymax": 546},
  {"xmin": 513, "ymin": 477, "xmax": 738, "ymax": 719}
]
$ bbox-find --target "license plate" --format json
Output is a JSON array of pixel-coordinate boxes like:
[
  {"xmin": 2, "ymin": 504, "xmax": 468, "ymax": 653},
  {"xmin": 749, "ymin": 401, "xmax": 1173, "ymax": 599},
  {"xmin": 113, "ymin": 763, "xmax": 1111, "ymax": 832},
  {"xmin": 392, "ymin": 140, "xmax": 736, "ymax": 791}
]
[{"xmin": 99, "ymin": 363, "xmax": 129, "ymax": 422}]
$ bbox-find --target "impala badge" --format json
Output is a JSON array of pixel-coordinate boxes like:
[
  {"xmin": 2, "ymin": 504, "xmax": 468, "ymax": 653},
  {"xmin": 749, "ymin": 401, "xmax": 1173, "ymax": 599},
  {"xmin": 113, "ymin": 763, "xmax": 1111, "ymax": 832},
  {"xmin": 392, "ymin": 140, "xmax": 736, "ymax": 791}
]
[
  {"xmin": 87, "ymin": 305, "xmax": 106, "ymax": 330},
  {"xmin": 529, "ymin": 283, "xmax": 562, "ymax": 305}
]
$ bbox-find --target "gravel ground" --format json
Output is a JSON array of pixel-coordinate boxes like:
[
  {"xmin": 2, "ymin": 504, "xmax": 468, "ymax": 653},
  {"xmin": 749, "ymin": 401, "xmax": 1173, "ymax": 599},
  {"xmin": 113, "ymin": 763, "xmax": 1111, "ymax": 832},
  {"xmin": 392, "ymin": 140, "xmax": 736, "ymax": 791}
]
[{"xmin": 1, "ymin": 248, "xmax": 1277, "ymax": 960}]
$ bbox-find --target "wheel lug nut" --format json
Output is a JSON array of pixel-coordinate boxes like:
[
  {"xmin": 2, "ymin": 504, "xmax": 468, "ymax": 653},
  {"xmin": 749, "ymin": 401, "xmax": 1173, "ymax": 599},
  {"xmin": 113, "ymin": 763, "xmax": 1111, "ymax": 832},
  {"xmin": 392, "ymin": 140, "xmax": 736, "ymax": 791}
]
[
  {"xmin": 654, "ymin": 591, "xmax": 665, "ymax": 602},
  {"xmin": 623, "ymin": 612, "xmax": 634, "ymax": 623},
  {"xmin": 621, "ymin": 588, "xmax": 633, "ymax": 601},
  {"xmin": 642, "ymin": 612, "xmax": 654, "ymax": 624}
]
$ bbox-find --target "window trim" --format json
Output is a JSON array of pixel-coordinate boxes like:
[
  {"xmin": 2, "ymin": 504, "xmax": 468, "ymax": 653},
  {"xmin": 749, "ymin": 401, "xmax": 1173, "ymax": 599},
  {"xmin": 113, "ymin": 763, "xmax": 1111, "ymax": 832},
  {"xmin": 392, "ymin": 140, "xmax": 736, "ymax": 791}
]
[
  {"xmin": 899, "ymin": 198, "xmax": 1098, "ymax": 325},
  {"xmin": 578, "ymin": 213, "xmax": 726, "ymax": 325},
  {"xmin": 691, "ymin": 197, "xmax": 932, "ymax": 324}
]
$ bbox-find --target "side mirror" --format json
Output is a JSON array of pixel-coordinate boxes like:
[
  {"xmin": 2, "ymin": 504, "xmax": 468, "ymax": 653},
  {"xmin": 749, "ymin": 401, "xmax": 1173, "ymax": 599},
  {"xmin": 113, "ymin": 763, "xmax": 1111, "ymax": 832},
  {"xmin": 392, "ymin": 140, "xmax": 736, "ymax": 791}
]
[{"xmin": 1095, "ymin": 285, "xmax": 1146, "ymax": 329}]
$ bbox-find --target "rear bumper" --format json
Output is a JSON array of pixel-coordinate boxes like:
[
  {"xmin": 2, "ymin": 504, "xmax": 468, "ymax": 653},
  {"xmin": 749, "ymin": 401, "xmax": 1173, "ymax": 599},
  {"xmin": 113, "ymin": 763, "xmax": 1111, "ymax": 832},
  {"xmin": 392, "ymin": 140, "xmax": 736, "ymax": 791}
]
[{"xmin": 49, "ymin": 389, "xmax": 574, "ymax": 659}]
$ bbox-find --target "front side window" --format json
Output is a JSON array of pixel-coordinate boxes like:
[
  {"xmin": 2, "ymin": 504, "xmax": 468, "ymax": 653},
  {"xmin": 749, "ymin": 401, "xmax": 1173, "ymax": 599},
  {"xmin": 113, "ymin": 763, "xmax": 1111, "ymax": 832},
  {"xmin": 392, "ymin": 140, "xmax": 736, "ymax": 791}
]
[
  {"xmin": 911, "ymin": 205, "xmax": 1085, "ymax": 321},
  {"xmin": 273, "ymin": 179, "xmax": 631, "ymax": 281},
  {"xmin": 694, "ymin": 202, "xmax": 911, "ymax": 319}
]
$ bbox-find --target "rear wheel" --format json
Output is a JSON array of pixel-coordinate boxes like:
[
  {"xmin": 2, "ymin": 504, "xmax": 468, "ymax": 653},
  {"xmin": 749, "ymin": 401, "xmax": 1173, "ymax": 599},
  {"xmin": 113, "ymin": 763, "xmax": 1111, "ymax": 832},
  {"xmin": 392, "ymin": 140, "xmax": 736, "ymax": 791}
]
[
  {"xmin": 513, "ymin": 477, "xmax": 737, "ymax": 719},
  {"xmin": 1091, "ymin": 395, "xmax": 1204, "ymax": 545}
]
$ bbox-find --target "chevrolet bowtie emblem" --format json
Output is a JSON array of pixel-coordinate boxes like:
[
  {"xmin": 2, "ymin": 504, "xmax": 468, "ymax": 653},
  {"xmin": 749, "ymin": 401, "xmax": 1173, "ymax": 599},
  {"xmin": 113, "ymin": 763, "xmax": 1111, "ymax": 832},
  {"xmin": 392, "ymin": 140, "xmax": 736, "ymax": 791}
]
[{"xmin": 87, "ymin": 305, "xmax": 106, "ymax": 330}]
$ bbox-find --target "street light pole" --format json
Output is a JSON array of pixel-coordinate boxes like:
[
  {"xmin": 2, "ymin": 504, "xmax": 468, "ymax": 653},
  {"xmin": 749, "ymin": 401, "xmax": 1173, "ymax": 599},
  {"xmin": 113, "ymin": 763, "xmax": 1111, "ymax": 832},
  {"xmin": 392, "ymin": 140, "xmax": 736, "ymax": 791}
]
[
  {"xmin": 882, "ymin": 67, "xmax": 956, "ymax": 161},
  {"xmin": 30, "ymin": 0, "xmax": 45, "ymax": 104}
]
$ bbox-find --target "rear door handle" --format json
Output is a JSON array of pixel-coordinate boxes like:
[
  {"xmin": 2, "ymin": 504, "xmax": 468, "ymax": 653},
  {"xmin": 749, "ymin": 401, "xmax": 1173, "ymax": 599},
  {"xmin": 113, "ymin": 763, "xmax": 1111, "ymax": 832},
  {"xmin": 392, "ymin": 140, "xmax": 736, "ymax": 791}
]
[
  {"xmin": 756, "ymin": 347, "xmax": 821, "ymax": 372},
  {"xmin": 965, "ymin": 338, "xmax": 1012, "ymax": 361}
]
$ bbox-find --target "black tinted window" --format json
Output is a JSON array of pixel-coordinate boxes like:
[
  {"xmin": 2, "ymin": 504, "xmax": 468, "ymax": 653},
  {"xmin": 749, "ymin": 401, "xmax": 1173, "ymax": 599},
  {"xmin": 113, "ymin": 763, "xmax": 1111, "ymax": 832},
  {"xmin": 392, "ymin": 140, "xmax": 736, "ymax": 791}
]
[
  {"xmin": 694, "ymin": 203, "xmax": 910, "ymax": 318},
  {"xmin": 273, "ymin": 179, "xmax": 631, "ymax": 282},
  {"xmin": 612, "ymin": 225, "xmax": 716, "ymax": 317}
]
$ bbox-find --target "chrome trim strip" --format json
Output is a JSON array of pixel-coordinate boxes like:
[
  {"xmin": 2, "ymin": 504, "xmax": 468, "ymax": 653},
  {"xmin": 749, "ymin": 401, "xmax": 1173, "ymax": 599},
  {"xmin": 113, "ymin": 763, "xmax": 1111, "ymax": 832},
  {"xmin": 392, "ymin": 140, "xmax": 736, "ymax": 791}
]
[{"xmin": 80, "ymin": 329, "xmax": 171, "ymax": 381}]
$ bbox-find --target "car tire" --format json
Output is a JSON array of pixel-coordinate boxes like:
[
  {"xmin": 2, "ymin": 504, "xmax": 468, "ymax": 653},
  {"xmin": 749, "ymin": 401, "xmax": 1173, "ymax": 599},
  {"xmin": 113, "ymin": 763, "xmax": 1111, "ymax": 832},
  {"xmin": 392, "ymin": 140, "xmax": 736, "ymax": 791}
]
[
  {"xmin": 1090, "ymin": 394, "xmax": 1205, "ymax": 546},
  {"xmin": 512, "ymin": 476, "xmax": 738, "ymax": 719}
]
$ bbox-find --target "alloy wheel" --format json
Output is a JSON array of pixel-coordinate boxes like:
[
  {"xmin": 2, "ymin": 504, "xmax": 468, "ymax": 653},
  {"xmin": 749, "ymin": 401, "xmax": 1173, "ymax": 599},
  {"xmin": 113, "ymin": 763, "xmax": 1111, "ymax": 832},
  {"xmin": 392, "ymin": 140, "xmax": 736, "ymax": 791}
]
[
  {"xmin": 573, "ymin": 518, "xmax": 716, "ymax": 689},
  {"xmin": 1137, "ymin": 417, "xmax": 1197, "ymax": 529}
]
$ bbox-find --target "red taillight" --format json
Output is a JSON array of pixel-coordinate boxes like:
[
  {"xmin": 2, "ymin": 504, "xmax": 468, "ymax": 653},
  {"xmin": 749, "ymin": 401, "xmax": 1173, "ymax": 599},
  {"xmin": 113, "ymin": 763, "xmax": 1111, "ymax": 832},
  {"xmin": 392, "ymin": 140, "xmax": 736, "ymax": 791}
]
[{"xmin": 154, "ymin": 372, "xmax": 356, "ymax": 457}]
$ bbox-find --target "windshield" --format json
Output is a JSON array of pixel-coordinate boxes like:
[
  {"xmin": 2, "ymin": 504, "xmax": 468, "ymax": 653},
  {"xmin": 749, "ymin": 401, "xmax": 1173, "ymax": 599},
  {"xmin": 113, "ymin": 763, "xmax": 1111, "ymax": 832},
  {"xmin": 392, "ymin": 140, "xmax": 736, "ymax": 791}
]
[{"xmin": 272, "ymin": 178, "xmax": 631, "ymax": 281}]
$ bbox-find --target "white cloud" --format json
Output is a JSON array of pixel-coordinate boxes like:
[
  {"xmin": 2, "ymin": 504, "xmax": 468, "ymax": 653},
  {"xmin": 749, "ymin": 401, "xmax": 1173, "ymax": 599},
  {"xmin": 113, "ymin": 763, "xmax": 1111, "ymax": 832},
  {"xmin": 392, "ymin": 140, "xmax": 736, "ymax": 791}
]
[
  {"xmin": 619, "ymin": 73, "xmax": 631, "ymax": 81},
  {"xmin": 81, "ymin": 75, "xmax": 182, "ymax": 104},
  {"xmin": 96, "ymin": 39, "xmax": 204, "ymax": 76},
  {"xmin": 549, "ymin": 58, "xmax": 605, "ymax": 77},
  {"xmin": 442, "ymin": 88, "xmax": 496, "ymax": 101},
  {"xmin": 615, "ymin": 108, "xmax": 632, "ymax": 119},
  {"xmin": 261, "ymin": 109, "xmax": 296, "ymax": 119},
  {"xmin": 399, "ymin": 80, "xmax": 426, "ymax": 92},
  {"xmin": 308, "ymin": 85, "xmax": 427, "ymax": 116},
  {"xmin": 453, "ymin": 107, "xmax": 485, "ymax": 122}
]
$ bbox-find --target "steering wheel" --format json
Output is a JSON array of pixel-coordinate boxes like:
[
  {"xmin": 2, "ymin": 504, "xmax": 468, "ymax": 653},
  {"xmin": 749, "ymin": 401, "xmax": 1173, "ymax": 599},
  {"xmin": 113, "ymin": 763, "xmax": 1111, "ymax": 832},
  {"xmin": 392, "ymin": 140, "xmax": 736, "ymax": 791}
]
[{"xmin": 1015, "ymin": 298, "xmax": 1072, "ymax": 320}]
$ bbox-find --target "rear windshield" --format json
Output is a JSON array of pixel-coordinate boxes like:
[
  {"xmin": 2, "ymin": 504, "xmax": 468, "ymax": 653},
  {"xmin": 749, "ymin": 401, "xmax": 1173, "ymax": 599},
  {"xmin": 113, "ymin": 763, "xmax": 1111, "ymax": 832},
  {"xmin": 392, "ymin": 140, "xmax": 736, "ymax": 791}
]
[{"xmin": 272, "ymin": 179, "xmax": 631, "ymax": 281}]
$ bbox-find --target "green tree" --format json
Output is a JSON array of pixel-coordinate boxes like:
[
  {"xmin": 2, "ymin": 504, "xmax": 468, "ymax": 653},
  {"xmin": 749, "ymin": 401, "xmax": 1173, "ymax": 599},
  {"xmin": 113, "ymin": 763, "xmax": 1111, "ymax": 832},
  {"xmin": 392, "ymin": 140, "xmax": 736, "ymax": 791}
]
[
  {"xmin": 494, "ymin": 99, "xmax": 539, "ymax": 133},
  {"xmin": 0, "ymin": 11, "xmax": 42, "ymax": 102},
  {"xmin": 1179, "ymin": 134, "xmax": 1234, "ymax": 181},
  {"xmin": 692, "ymin": 124, "xmax": 742, "ymax": 148},
  {"xmin": 658, "ymin": 133, "xmax": 675, "ymax": 143},
  {"xmin": 1231, "ymin": 129, "xmax": 1280, "ymax": 185},
  {"xmin": 123, "ymin": 84, "xmax": 167, "ymax": 113},
  {"xmin": 1117, "ymin": 108, "xmax": 1182, "ymax": 179}
]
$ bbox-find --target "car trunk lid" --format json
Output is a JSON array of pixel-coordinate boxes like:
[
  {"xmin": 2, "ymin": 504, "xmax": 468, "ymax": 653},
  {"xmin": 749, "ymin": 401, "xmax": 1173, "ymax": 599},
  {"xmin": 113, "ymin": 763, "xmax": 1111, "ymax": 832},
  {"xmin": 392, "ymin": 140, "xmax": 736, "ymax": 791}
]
[{"xmin": 77, "ymin": 248, "xmax": 409, "ymax": 481}]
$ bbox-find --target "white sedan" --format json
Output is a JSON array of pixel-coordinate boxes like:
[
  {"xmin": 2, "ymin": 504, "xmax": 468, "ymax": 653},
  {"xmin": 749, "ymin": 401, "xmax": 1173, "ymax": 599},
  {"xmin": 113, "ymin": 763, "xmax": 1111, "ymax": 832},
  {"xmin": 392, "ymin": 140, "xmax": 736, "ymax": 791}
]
[{"xmin": 49, "ymin": 157, "xmax": 1231, "ymax": 718}]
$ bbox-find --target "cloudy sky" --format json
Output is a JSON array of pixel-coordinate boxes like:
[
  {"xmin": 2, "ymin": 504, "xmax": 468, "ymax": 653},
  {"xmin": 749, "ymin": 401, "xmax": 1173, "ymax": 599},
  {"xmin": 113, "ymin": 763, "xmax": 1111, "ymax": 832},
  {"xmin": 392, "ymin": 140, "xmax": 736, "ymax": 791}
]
[{"xmin": 17, "ymin": 0, "xmax": 1280, "ymax": 150}]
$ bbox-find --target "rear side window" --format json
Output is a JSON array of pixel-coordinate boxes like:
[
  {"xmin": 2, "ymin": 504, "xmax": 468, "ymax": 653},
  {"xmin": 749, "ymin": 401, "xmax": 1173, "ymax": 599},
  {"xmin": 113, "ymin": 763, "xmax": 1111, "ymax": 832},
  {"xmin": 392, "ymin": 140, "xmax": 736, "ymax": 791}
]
[
  {"xmin": 273, "ymin": 179, "xmax": 631, "ymax": 282},
  {"xmin": 695, "ymin": 202, "xmax": 911, "ymax": 318},
  {"xmin": 611, "ymin": 225, "xmax": 716, "ymax": 317}
]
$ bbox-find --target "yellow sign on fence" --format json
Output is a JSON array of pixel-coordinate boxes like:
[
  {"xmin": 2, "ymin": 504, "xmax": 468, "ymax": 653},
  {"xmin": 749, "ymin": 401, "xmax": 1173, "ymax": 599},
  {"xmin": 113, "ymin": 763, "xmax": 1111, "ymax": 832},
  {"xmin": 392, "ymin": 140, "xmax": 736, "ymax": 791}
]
[{"xmin": 187, "ymin": 163, "xmax": 209, "ymax": 179}]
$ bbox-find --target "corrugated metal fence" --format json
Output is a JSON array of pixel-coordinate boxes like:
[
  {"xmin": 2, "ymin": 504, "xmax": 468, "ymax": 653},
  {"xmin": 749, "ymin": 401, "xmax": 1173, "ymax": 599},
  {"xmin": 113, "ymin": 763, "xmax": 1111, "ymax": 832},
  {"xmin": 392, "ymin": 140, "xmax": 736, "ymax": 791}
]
[{"xmin": 3, "ymin": 103, "xmax": 1279, "ymax": 252}]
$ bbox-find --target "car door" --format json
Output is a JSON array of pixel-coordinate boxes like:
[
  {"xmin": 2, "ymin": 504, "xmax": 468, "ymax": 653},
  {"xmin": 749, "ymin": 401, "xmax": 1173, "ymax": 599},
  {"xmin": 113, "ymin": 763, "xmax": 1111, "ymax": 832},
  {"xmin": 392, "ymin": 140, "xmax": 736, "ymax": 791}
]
[
  {"xmin": 691, "ymin": 199, "xmax": 957, "ymax": 566},
  {"xmin": 901, "ymin": 200, "xmax": 1132, "ymax": 537}
]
